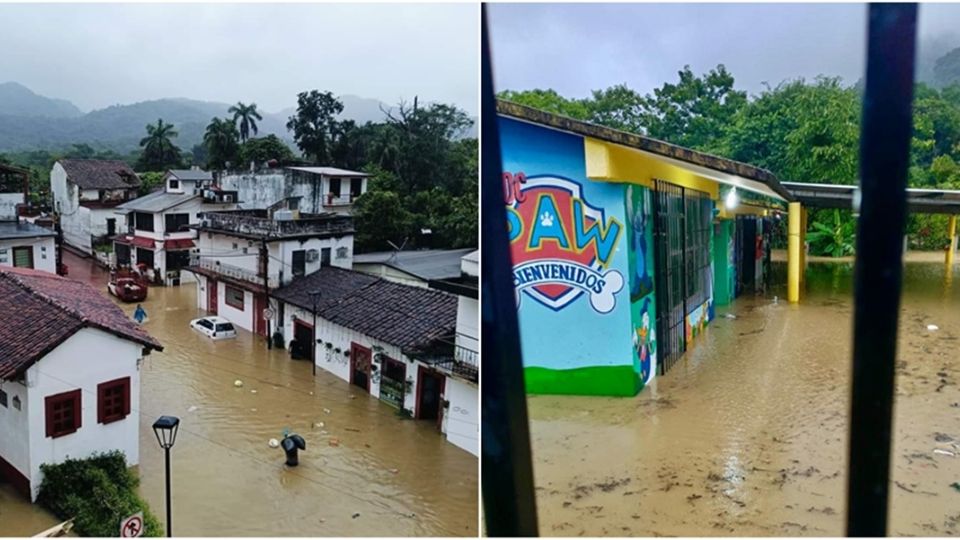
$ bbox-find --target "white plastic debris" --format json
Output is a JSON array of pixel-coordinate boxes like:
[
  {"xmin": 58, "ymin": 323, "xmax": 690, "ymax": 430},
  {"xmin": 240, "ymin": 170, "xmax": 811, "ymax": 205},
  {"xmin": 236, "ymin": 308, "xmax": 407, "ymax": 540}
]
[
  {"xmin": 234, "ymin": 380, "xmax": 244, "ymax": 387},
  {"xmin": 934, "ymin": 448, "xmax": 955, "ymax": 457},
  {"xmin": 187, "ymin": 405, "xmax": 198, "ymax": 412},
  {"xmin": 928, "ymin": 324, "xmax": 940, "ymax": 331},
  {"xmin": 724, "ymin": 313, "xmax": 737, "ymax": 320},
  {"xmin": 250, "ymin": 389, "xmax": 258, "ymax": 394},
  {"xmin": 323, "ymin": 408, "xmax": 331, "ymax": 414},
  {"xmin": 268, "ymin": 438, "xmax": 280, "ymax": 448}
]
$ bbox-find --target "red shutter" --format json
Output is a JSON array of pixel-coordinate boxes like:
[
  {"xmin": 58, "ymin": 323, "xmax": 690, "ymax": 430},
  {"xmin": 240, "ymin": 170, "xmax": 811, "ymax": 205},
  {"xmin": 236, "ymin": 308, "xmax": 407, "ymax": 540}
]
[
  {"xmin": 73, "ymin": 390, "xmax": 82, "ymax": 431},
  {"xmin": 97, "ymin": 383, "xmax": 105, "ymax": 424},
  {"xmin": 123, "ymin": 378, "xmax": 131, "ymax": 416},
  {"xmin": 44, "ymin": 395, "xmax": 54, "ymax": 438}
]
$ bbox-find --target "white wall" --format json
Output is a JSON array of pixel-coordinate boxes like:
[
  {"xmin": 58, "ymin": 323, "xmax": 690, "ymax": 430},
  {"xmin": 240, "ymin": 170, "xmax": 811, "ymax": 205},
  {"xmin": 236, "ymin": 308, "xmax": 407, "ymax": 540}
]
[
  {"xmin": 281, "ymin": 303, "xmax": 418, "ymax": 413},
  {"xmin": 271, "ymin": 235, "xmax": 353, "ymax": 285},
  {"xmin": 0, "ymin": 379, "xmax": 31, "ymax": 487},
  {"xmin": 0, "ymin": 193, "xmax": 24, "ymax": 221},
  {"xmin": 455, "ymin": 296, "xmax": 478, "ymax": 355},
  {"xmin": 25, "ymin": 328, "xmax": 143, "ymax": 501},
  {"xmin": 217, "ymin": 282, "xmax": 255, "ymax": 332},
  {"xmin": 442, "ymin": 378, "xmax": 478, "ymax": 457},
  {"xmin": 0, "ymin": 237, "xmax": 57, "ymax": 273},
  {"xmin": 352, "ymin": 263, "xmax": 426, "ymax": 288}
]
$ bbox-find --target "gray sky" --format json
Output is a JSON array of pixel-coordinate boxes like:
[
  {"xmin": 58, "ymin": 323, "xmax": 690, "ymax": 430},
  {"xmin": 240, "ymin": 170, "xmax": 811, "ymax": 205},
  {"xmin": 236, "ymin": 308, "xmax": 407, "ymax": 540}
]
[
  {"xmin": 488, "ymin": 3, "xmax": 960, "ymax": 99},
  {"xmin": 0, "ymin": 3, "xmax": 478, "ymax": 114}
]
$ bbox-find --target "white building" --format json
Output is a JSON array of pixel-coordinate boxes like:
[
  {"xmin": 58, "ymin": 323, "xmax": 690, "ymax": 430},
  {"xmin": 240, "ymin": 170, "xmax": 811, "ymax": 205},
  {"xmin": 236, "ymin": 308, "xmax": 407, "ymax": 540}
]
[
  {"xmin": 219, "ymin": 166, "xmax": 370, "ymax": 215},
  {"xmin": 0, "ymin": 164, "xmax": 58, "ymax": 274},
  {"xmin": 272, "ymin": 265, "xmax": 477, "ymax": 455},
  {"xmin": 426, "ymin": 250, "xmax": 479, "ymax": 456},
  {"xmin": 185, "ymin": 200, "xmax": 354, "ymax": 337},
  {"xmin": 352, "ymin": 248, "xmax": 476, "ymax": 288},
  {"xmin": 113, "ymin": 169, "xmax": 237, "ymax": 286},
  {"xmin": 50, "ymin": 159, "xmax": 140, "ymax": 255},
  {"xmin": 0, "ymin": 266, "xmax": 162, "ymax": 501}
]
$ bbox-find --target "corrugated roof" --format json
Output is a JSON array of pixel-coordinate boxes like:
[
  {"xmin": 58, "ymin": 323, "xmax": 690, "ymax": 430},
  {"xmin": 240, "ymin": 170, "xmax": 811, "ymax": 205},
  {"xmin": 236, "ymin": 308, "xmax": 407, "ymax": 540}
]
[
  {"xmin": 58, "ymin": 159, "xmax": 141, "ymax": 190},
  {"xmin": 167, "ymin": 169, "xmax": 213, "ymax": 181},
  {"xmin": 116, "ymin": 190, "xmax": 198, "ymax": 214},
  {"xmin": 272, "ymin": 266, "xmax": 456, "ymax": 350},
  {"xmin": 286, "ymin": 166, "xmax": 370, "ymax": 177},
  {"xmin": 352, "ymin": 248, "xmax": 476, "ymax": 281},
  {"xmin": 0, "ymin": 267, "xmax": 162, "ymax": 380}
]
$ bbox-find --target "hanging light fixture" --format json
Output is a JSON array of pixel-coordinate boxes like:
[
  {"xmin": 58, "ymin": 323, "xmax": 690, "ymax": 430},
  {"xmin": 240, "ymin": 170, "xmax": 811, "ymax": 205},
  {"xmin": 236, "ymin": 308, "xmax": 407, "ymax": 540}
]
[{"xmin": 725, "ymin": 187, "xmax": 739, "ymax": 210}]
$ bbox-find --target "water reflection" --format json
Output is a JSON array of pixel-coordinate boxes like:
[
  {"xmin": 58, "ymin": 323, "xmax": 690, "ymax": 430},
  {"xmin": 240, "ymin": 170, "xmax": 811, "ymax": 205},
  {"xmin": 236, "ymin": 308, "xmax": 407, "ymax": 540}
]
[{"xmin": 527, "ymin": 260, "xmax": 960, "ymax": 536}]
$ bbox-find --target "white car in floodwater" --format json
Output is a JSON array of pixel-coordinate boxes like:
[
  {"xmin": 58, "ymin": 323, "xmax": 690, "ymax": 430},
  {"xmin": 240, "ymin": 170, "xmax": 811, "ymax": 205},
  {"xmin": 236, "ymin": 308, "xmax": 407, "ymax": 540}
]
[{"xmin": 189, "ymin": 316, "xmax": 238, "ymax": 340}]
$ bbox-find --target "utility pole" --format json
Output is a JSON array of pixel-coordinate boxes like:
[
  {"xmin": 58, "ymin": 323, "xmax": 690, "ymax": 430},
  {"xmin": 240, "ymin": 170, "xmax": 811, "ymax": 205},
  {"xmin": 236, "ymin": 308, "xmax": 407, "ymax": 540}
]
[{"xmin": 260, "ymin": 239, "xmax": 271, "ymax": 349}]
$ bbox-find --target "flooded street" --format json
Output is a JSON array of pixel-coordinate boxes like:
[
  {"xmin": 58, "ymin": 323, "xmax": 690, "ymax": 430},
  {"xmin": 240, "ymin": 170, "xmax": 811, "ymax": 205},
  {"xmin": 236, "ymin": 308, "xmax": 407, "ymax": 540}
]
[
  {"xmin": 0, "ymin": 251, "xmax": 478, "ymax": 537},
  {"xmin": 528, "ymin": 257, "xmax": 960, "ymax": 536}
]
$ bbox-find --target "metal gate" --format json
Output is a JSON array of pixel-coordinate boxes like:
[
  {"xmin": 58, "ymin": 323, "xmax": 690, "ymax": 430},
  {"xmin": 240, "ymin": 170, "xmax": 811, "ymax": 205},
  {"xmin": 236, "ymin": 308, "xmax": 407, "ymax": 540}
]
[{"xmin": 653, "ymin": 180, "xmax": 686, "ymax": 374}]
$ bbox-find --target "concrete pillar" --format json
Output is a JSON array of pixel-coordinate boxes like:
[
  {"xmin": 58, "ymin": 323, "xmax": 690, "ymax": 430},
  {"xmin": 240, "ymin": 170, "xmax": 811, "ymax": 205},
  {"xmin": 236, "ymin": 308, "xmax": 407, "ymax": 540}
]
[
  {"xmin": 788, "ymin": 202, "xmax": 802, "ymax": 303},
  {"xmin": 947, "ymin": 215, "xmax": 958, "ymax": 266}
]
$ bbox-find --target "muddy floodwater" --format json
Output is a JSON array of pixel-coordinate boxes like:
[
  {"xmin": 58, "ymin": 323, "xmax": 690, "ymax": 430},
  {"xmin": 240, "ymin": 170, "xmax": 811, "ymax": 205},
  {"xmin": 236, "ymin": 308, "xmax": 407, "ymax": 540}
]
[
  {"xmin": 529, "ymin": 258, "xmax": 960, "ymax": 536},
  {"xmin": 0, "ymin": 252, "xmax": 478, "ymax": 537}
]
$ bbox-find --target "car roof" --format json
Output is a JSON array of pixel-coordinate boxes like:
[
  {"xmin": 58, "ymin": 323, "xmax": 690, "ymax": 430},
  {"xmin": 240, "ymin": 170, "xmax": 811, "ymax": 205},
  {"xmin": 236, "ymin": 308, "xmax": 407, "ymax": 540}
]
[{"xmin": 202, "ymin": 316, "xmax": 231, "ymax": 324}]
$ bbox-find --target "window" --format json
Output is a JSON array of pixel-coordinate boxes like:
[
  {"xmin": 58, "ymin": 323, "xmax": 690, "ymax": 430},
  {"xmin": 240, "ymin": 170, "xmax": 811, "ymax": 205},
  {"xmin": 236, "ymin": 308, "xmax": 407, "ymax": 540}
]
[
  {"xmin": 216, "ymin": 323, "xmax": 234, "ymax": 332},
  {"xmin": 166, "ymin": 250, "xmax": 190, "ymax": 272},
  {"xmin": 137, "ymin": 247, "xmax": 154, "ymax": 268},
  {"xmin": 12, "ymin": 396, "xmax": 20, "ymax": 410},
  {"xmin": 329, "ymin": 178, "xmax": 342, "ymax": 197},
  {"xmin": 198, "ymin": 319, "xmax": 214, "ymax": 329},
  {"xmin": 12, "ymin": 246, "xmax": 33, "ymax": 269},
  {"xmin": 169, "ymin": 179, "xmax": 179, "ymax": 190},
  {"xmin": 292, "ymin": 250, "xmax": 306, "ymax": 276},
  {"xmin": 336, "ymin": 247, "xmax": 349, "ymax": 260},
  {"xmin": 225, "ymin": 285, "xmax": 245, "ymax": 309},
  {"xmin": 350, "ymin": 178, "xmax": 364, "ymax": 198},
  {"xmin": 134, "ymin": 212, "xmax": 154, "ymax": 232},
  {"xmin": 97, "ymin": 377, "xmax": 130, "ymax": 424},
  {"xmin": 0, "ymin": 389, "xmax": 7, "ymax": 407},
  {"xmin": 321, "ymin": 247, "xmax": 331, "ymax": 266},
  {"xmin": 164, "ymin": 213, "xmax": 190, "ymax": 233},
  {"xmin": 45, "ymin": 389, "xmax": 81, "ymax": 438},
  {"xmin": 106, "ymin": 218, "xmax": 116, "ymax": 237}
]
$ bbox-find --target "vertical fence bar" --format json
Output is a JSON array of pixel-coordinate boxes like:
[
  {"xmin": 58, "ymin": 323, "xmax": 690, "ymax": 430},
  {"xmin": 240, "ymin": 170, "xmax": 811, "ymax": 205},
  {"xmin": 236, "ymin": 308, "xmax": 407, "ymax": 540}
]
[
  {"xmin": 480, "ymin": 5, "xmax": 540, "ymax": 537},
  {"xmin": 846, "ymin": 3, "xmax": 917, "ymax": 536}
]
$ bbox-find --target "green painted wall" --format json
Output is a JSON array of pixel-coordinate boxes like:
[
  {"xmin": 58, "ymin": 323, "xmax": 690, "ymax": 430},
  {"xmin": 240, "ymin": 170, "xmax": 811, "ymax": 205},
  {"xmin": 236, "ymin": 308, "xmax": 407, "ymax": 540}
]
[{"xmin": 712, "ymin": 219, "xmax": 735, "ymax": 306}]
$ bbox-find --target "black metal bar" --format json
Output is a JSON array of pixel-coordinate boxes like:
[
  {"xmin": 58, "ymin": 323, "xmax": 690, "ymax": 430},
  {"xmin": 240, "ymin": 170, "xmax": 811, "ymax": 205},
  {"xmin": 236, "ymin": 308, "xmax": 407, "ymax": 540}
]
[
  {"xmin": 164, "ymin": 447, "xmax": 172, "ymax": 537},
  {"xmin": 480, "ymin": 5, "xmax": 539, "ymax": 536},
  {"xmin": 847, "ymin": 3, "xmax": 917, "ymax": 536}
]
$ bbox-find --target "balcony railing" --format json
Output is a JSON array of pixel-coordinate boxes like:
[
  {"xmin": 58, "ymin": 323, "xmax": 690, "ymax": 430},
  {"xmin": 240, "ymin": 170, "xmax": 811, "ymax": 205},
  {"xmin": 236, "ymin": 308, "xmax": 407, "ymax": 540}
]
[
  {"xmin": 323, "ymin": 194, "xmax": 359, "ymax": 206},
  {"xmin": 189, "ymin": 255, "xmax": 280, "ymax": 289},
  {"xmin": 413, "ymin": 344, "xmax": 479, "ymax": 384},
  {"xmin": 198, "ymin": 211, "xmax": 353, "ymax": 238}
]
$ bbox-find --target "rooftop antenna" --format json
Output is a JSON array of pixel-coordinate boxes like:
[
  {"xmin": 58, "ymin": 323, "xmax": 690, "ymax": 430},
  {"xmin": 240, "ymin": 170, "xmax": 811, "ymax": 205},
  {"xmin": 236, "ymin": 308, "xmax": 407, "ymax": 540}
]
[{"xmin": 386, "ymin": 238, "xmax": 407, "ymax": 262}]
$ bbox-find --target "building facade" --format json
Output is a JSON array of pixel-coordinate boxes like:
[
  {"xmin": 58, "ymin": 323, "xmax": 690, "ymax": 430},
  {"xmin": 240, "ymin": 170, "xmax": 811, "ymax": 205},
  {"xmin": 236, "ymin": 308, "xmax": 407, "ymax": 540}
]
[
  {"xmin": 352, "ymin": 248, "xmax": 475, "ymax": 288},
  {"xmin": 50, "ymin": 159, "xmax": 141, "ymax": 255},
  {"xmin": 497, "ymin": 101, "xmax": 787, "ymax": 397},
  {"xmin": 219, "ymin": 166, "xmax": 369, "ymax": 215},
  {"xmin": 186, "ymin": 204, "xmax": 354, "ymax": 336},
  {"xmin": 0, "ymin": 164, "xmax": 57, "ymax": 274},
  {"xmin": 0, "ymin": 267, "xmax": 162, "ymax": 501},
  {"xmin": 113, "ymin": 169, "xmax": 237, "ymax": 285}
]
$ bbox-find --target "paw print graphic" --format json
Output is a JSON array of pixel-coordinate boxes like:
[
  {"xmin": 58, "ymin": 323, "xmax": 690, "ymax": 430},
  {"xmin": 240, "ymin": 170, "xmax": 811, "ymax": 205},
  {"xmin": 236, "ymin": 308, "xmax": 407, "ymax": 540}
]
[{"xmin": 539, "ymin": 211, "xmax": 555, "ymax": 227}]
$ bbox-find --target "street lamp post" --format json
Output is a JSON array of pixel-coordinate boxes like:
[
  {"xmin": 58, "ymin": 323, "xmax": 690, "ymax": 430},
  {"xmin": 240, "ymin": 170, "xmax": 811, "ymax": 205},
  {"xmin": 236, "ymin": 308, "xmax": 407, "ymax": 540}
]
[
  {"xmin": 152, "ymin": 416, "xmax": 180, "ymax": 537},
  {"xmin": 309, "ymin": 290, "xmax": 321, "ymax": 376}
]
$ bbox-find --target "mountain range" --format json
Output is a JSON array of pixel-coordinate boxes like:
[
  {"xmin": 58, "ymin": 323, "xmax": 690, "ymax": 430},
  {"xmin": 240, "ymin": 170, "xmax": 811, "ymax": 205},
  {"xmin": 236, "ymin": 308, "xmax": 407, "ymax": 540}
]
[{"xmin": 0, "ymin": 82, "xmax": 477, "ymax": 154}]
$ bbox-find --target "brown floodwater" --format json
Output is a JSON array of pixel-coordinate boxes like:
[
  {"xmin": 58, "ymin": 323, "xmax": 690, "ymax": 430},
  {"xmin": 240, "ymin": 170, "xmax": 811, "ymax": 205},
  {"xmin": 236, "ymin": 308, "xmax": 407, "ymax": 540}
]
[
  {"xmin": 0, "ymin": 251, "xmax": 478, "ymax": 537},
  {"xmin": 528, "ymin": 258, "xmax": 960, "ymax": 536}
]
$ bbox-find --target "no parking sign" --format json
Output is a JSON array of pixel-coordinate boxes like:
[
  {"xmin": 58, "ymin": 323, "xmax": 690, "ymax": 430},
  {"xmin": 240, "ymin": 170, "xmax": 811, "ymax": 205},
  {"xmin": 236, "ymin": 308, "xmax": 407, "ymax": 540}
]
[{"xmin": 120, "ymin": 511, "xmax": 144, "ymax": 537}]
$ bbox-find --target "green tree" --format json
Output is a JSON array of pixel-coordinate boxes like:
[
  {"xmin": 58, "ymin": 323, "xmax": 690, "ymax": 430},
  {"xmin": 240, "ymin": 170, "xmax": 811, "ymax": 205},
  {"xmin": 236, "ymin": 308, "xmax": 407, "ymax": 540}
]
[
  {"xmin": 203, "ymin": 117, "xmax": 240, "ymax": 170},
  {"xmin": 238, "ymin": 135, "xmax": 297, "ymax": 165},
  {"xmin": 286, "ymin": 90, "xmax": 345, "ymax": 164},
  {"xmin": 228, "ymin": 102, "xmax": 263, "ymax": 143},
  {"xmin": 352, "ymin": 190, "xmax": 414, "ymax": 251},
  {"xmin": 497, "ymin": 89, "xmax": 592, "ymax": 120},
  {"xmin": 137, "ymin": 119, "xmax": 182, "ymax": 171}
]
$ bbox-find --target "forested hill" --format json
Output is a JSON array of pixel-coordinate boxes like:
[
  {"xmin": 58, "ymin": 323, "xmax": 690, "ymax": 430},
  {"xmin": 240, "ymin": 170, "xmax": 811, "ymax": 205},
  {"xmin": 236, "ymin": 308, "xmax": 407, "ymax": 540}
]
[{"xmin": 0, "ymin": 83, "xmax": 478, "ymax": 152}]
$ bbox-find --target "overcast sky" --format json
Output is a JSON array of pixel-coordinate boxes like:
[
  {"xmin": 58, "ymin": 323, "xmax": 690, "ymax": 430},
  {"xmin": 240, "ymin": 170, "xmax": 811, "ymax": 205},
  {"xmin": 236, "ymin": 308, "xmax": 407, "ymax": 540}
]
[
  {"xmin": 488, "ymin": 3, "xmax": 960, "ymax": 99},
  {"xmin": 0, "ymin": 3, "xmax": 478, "ymax": 114}
]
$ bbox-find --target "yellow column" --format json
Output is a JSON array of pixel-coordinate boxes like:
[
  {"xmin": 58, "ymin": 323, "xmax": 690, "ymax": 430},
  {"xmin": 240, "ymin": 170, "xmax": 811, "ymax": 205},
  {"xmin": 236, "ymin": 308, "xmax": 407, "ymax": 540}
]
[
  {"xmin": 788, "ymin": 202, "xmax": 802, "ymax": 303},
  {"xmin": 948, "ymin": 215, "xmax": 958, "ymax": 266},
  {"xmin": 799, "ymin": 207, "xmax": 808, "ymax": 284}
]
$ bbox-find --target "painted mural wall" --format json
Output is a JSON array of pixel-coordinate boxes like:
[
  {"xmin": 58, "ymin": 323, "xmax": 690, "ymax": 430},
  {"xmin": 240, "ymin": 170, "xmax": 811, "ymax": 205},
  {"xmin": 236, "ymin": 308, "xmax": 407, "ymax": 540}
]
[
  {"xmin": 499, "ymin": 117, "xmax": 639, "ymax": 396},
  {"xmin": 626, "ymin": 184, "xmax": 657, "ymax": 386}
]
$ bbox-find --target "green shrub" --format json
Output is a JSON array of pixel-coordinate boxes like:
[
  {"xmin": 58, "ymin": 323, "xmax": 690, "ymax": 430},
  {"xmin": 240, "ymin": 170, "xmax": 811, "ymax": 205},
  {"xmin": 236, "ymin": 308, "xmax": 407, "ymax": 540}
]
[{"xmin": 37, "ymin": 451, "xmax": 162, "ymax": 537}]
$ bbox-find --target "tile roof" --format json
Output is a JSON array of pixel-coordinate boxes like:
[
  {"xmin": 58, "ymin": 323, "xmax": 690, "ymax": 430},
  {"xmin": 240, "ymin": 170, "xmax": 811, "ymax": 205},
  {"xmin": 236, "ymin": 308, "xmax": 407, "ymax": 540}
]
[
  {"xmin": 58, "ymin": 159, "xmax": 141, "ymax": 190},
  {"xmin": 0, "ymin": 267, "xmax": 162, "ymax": 380},
  {"xmin": 352, "ymin": 248, "xmax": 475, "ymax": 281},
  {"xmin": 272, "ymin": 266, "xmax": 457, "ymax": 350}
]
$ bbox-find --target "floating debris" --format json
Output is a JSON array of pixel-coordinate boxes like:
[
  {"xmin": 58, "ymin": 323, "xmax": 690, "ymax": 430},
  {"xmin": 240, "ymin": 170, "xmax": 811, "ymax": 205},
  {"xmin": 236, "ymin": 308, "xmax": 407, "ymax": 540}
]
[
  {"xmin": 928, "ymin": 324, "xmax": 940, "ymax": 331},
  {"xmin": 234, "ymin": 380, "xmax": 244, "ymax": 388},
  {"xmin": 187, "ymin": 405, "xmax": 198, "ymax": 412},
  {"xmin": 323, "ymin": 408, "xmax": 331, "ymax": 414},
  {"xmin": 329, "ymin": 438, "xmax": 340, "ymax": 447},
  {"xmin": 935, "ymin": 449, "xmax": 956, "ymax": 457},
  {"xmin": 250, "ymin": 389, "xmax": 258, "ymax": 394},
  {"xmin": 352, "ymin": 513, "xmax": 360, "ymax": 519},
  {"xmin": 724, "ymin": 313, "xmax": 737, "ymax": 320},
  {"xmin": 388, "ymin": 468, "xmax": 399, "ymax": 474},
  {"xmin": 268, "ymin": 438, "xmax": 280, "ymax": 448},
  {"xmin": 952, "ymin": 482, "xmax": 960, "ymax": 492}
]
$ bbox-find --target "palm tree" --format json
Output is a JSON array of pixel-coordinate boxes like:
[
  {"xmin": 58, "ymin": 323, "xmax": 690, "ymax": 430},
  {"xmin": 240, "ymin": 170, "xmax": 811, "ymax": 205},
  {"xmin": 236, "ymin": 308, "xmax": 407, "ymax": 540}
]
[
  {"xmin": 138, "ymin": 119, "xmax": 182, "ymax": 171},
  {"xmin": 203, "ymin": 117, "xmax": 240, "ymax": 170},
  {"xmin": 229, "ymin": 102, "xmax": 262, "ymax": 143}
]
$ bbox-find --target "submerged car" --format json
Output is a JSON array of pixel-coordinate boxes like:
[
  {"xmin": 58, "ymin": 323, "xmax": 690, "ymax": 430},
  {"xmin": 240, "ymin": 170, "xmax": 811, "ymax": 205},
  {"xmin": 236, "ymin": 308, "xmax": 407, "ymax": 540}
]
[
  {"xmin": 108, "ymin": 276, "xmax": 147, "ymax": 303},
  {"xmin": 189, "ymin": 316, "xmax": 237, "ymax": 340}
]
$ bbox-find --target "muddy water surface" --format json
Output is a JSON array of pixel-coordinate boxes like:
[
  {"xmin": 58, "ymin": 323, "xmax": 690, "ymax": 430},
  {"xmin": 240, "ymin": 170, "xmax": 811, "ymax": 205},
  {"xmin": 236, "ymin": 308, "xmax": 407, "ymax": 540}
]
[
  {"xmin": 529, "ymin": 260, "xmax": 960, "ymax": 536},
  {"xmin": 0, "ymin": 252, "xmax": 478, "ymax": 537}
]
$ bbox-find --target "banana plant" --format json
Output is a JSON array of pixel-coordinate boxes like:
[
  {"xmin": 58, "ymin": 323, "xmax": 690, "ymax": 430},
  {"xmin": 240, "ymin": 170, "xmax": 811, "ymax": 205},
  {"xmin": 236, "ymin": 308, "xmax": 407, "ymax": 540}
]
[{"xmin": 807, "ymin": 209, "xmax": 856, "ymax": 257}]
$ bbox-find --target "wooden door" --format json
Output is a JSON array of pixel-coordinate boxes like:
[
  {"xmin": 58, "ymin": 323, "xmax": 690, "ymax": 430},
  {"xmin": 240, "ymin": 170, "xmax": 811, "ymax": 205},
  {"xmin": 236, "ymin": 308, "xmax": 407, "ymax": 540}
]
[
  {"xmin": 208, "ymin": 279, "xmax": 218, "ymax": 315},
  {"xmin": 350, "ymin": 343, "xmax": 372, "ymax": 392}
]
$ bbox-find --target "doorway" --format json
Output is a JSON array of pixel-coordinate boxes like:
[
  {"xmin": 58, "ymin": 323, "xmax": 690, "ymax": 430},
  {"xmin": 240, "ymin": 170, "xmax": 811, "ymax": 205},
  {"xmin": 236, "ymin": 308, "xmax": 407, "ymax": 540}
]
[
  {"xmin": 737, "ymin": 216, "xmax": 757, "ymax": 294},
  {"xmin": 416, "ymin": 366, "xmax": 445, "ymax": 427},
  {"xmin": 292, "ymin": 319, "xmax": 314, "ymax": 361},
  {"xmin": 208, "ymin": 279, "xmax": 218, "ymax": 315},
  {"xmin": 350, "ymin": 343, "xmax": 372, "ymax": 392}
]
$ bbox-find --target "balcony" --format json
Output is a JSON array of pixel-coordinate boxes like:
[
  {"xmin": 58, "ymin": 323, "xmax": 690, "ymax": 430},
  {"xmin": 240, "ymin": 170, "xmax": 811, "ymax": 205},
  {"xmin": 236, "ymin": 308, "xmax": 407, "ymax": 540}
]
[
  {"xmin": 196, "ymin": 210, "xmax": 353, "ymax": 239},
  {"xmin": 188, "ymin": 255, "xmax": 280, "ymax": 289},
  {"xmin": 410, "ymin": 343, "xmax": 479, "ymax": 384},
  {"xmin": 322, "ymin": 194, "xmax": 359, "ymax": 207}
]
